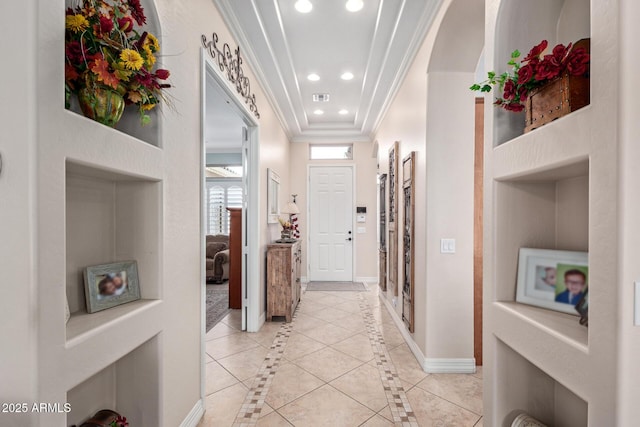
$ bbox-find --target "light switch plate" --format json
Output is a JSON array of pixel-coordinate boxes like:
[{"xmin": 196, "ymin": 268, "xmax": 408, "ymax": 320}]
[
  {"xmin": 635, "ymin": 282, "xmax": 640, "ymax": 326},
  {"xmin": 357, "ymin": 227, "xmax": 366, "ymax": 234},
  {"xmin": 440, "ymin": 238, "xmax": 456, "ymax": 254}
]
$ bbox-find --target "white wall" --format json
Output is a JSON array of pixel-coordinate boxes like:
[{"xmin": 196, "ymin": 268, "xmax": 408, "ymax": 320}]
[
  {"xmin": 619, "ymin": 0, "xmax": 640, "ymax": 423},
  {"xmin": 374, "ymin": 0, "xmax": 482, "ymax": 367},
  {"xmin": 289, "ymin": 141, "xmax": 378, "ymax": 281},
  {"xmin": 0, "ymin": 1, "xmax": 38, "ymax": 425}
]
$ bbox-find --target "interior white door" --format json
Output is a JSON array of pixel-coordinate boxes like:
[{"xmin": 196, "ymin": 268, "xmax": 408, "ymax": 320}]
[
  {"xmin": 309, "ymin": 166, "xmax": 353, "ymax": 281},
  {"xmin": 241, "ymin": 127, "xmax": 248, "ymax": 331}
]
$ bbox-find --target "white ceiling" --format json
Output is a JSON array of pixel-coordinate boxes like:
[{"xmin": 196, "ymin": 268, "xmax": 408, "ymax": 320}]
[{"xmin": 212, "ymin": 0, "xmax": 443, "ymax": 143}]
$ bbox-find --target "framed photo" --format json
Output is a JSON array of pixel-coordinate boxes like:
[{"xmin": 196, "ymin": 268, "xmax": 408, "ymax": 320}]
[
  {"xmin": 84, "ymin": 261, "xmax": 141, "ymax": 313},
  {"xmin": 516, "ymin": 248, "xmax": 588, "ymax": 315}
]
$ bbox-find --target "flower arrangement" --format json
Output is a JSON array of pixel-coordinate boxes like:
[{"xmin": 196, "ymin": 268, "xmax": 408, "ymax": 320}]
[
  {"xmin": 65, "ymin": 0, "xmax": 171, "ymax": 125},
  {"xmin": 278, "ymin": 217, "xmax": 293, "ymax": 231},
  {"xmin": 470, "ymin": 40, "xmax": 590, "ymax": 112}
]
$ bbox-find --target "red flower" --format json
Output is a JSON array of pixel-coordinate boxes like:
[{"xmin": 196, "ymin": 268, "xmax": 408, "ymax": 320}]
[
  {"xmin": 535, "ymin": 58, "xmax": 562, "ymax": 80},
  {"xmin": 565, "ymin": 47, "xmax": 590, "ymax": 76},
  {"xmin": 99, "ymin": 15, "xmax": 114, "ymax": 33},
  {"xmin": 155, "ymin": 69, "xmax": 170, "ymax": 80},
  {"xmin": 552, "ymin": 42, "xmax": 572, "ymax": 63},
  {"xmin": 523, "ymin": 40, "xmax": 548, "ymax": 63},
  {"xmin": 504, "ymin": 102, "xmax": 525, "ymax": 112},
  {"xmin": 118, "ymin": 17, "xmax": 134, "ymax": 32},
  {"xmin": 127, "ymin": 0, "xmax": 147, "ymax": 26},
  {"xmin": 137, "ymin": 69, "xmax": 160, "ymax": 89},
  {"xmin": 65, "ymin": 40, "xmax": 86, "ymax": 64},
  {"xmin": 502, "ymin": 79, "xmax": 517, "ymax": 101},
  {"xmin": 114, "ymin": 415, "xmax": 129, "ymax": 427},
  {"xmin": 517, "ymin": 64, "xmax": 534, "ymax": 85}
]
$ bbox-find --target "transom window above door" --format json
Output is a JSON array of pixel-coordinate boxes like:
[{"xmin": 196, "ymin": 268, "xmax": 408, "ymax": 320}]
[{"xmin": 309, "ymin": 144, "xmax": 353, "ymax": 160}]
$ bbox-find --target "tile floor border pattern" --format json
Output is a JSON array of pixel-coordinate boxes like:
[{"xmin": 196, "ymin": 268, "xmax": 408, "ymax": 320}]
[
  {"xmin": 231, "ymin": 312, "xmax": 296, "ymax": 426},
  {"xmin": 358, "ymin": 294, "xmax": 419, "ymax": 426}
]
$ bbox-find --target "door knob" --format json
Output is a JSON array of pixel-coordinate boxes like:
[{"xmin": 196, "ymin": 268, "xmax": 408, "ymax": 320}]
[
  {"xmin": 348, "ymin": 231, "xmax": 352, "ymax": 234},
  {"xmin": 346, "ymin": 237, "xmax": 352, "ymax": 241}
]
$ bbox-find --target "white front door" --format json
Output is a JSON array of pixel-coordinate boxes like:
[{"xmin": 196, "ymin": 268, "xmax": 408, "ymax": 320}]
[{"xmin": 309, "ymin": 166, "xmax": 353, "ymax": 281}]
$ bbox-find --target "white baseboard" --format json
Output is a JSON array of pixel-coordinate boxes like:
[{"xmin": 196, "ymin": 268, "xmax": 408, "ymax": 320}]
[
  {"xmin": 424, "ymin": 358, "xmax": 477, "ymax": 374},
  {"xmin": 378, "ymin": 293, "xmax": 476, "ymax": 375},
  {"xmin": 180, "ymin": 399, "xmax": 205, "ymax": 427},
  {"xmin": 379, "ymin": 293, "xmax": 427, "ymax": 369}
]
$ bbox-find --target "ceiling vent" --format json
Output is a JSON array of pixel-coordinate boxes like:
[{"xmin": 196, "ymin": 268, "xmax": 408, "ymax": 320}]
[{"xmin": 312, "ymin": 93, "xmax": 330, "ymax": 102}]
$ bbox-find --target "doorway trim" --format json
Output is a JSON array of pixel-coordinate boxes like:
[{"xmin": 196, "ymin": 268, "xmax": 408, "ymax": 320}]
[
  {"xmin": 200, "ymin": 49, "xmax": 261, "ymax": 398},
  {"xmin": 306, "ymin": 164, "xmax": 356, "ymax": 282}
]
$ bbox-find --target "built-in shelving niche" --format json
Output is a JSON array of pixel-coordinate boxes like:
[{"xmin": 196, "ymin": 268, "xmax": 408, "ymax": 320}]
[
  {"xmin": 64, "ymin": 0, "xmax": 164, "ymax": 148},
  {"xmin": 495, "ymin": 338, "xmax": 588, "ymax": 426},
  {"xmin": 65, "ymin": 160, "xmax": 162, "ymax": 341},
  {"xmin": 493, "ymin": 0, "xmax": 591, "ymax": 146},
  {"xmin": 66, "ymin": 335, "xmax": 161, "ymax": 426},
  {"xmin": 494, "ymin": 158, "xmax": 589, "ymax": 344}
]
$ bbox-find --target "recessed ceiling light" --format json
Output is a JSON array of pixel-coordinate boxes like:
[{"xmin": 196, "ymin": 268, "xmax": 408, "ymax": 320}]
[
  {"xmin": 341, "ymin": 72, "xmax": 354, "ymax": 81},
  {"xmin": 313, "ymin": 109, "xmax": 324, "ymax": 115},
  {"xmin": 339, "ymin": 109, "xmax": 349, "ymax": 115},
  {"xmin": 307, "ymin": 73, "xmax": 320, "ymax": 81},
  {"xmin": 295, "ymin": 0, "xmax": 313, "ymax": 13},
  {"xmin": 345, "ymin": 0, "xmax": 363, "ymax": 12}
]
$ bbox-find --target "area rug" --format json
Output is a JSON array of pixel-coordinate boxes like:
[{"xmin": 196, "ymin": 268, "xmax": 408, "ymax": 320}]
[
  {"xmin": 206, "ymin": 283, "xmax": 230, "ymax": 332},
  {"xmin": 305, "ymin": 281, "xmax": 367, "ymax": 292}
]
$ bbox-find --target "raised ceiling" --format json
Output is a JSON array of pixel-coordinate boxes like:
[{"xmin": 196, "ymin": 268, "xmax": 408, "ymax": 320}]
[{"xmin": 214, "ymin": 0, "xmax": 443, "ymax": 143}]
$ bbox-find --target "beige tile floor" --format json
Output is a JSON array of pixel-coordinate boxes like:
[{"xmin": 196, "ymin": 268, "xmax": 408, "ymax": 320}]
[{"xmin": 198, "ymin": 285, "xmax": 483, "ymax": 427}]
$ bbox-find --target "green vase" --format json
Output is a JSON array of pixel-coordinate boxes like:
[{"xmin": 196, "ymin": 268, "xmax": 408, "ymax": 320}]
[{"xmin": 78, "ymin": 86, "xmax": 125, "ymax": 127}]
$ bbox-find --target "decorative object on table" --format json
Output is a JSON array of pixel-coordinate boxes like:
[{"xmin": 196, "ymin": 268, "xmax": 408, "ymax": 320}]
[
  {"xmin": 278, "ymin": 195, "xmax": 299, "ymax": 243},
  {"xmin": 388, "ymin": 141, "xmax": 399, "ymax": 297},
  {"xmin": 575, "ymin": 289, "xmax": 589, "ymax": 326},
  {"xmin": 267, "ymin": 168, "xmax": 280, "ymax": 223},
  {"xmin": 65, "ymin": 0, "xmax": 171, "ymax": 127},
  {"xmin": 470, "ymin": 39, "xmax": 590, "ymax": 132},
  {"xmin": 77, "ymin": 409, "xmax": 128, "ymax": 427},
  {"xmin": 402, "ymin": 152, "xmax": 416, "ymax": 332},
  {"xmin": 277, "ymin": 217, "xmax": 296, "ymax": 243},
  {"xmin": 83, "ymin": 261, "xmax": 141, "ymax": 313},
  {"xmin": 516, "ymin": 248, "xmax": 588, "ymax": 315}
]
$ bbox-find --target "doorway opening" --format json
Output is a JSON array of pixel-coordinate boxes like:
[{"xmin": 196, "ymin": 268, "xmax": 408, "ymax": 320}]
[{"xmin": 201, "ymin": 50, "xmax": 261, "ymax": 400}]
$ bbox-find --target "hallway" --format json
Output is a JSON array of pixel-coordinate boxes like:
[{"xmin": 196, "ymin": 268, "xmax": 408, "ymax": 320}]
[{"xmin": 199, "ymin": 286, "xmax": 483, "ymax": 426}]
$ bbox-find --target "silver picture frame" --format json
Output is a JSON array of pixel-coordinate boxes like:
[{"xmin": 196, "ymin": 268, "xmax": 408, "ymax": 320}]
[{"xmin": 83, "ymin": 261, "xmax": 141, "ymax": 313}]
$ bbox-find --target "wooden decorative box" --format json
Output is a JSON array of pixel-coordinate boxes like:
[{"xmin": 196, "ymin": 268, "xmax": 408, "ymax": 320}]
[{"xmin": 524, "ymin": 38, "xmax": 590, "ymax": 133}]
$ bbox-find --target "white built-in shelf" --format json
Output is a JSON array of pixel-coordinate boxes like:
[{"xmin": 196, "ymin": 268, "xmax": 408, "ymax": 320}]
[
  {"xmin": 62, "ymin": 119, "xmax": 164, "ymax": 181},
  {"xmin": 494, "ymin": 301, "xmax": 588, "ymax": 352},
  {"xmin": 492, "ymin": 107, "xmax": 592, "ymax": 180},
  {"xmin": 66, "ymin": 299, "xmax": 162, "ymax": 346}
]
